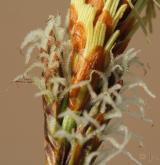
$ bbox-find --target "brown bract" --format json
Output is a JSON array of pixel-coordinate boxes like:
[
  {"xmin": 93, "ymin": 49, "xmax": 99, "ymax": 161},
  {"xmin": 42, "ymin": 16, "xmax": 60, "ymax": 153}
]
[
  {"xmin": 99, "ymin": 10, "xmax": 113, "ymax": 28},
  {"xmin": 71, "ymin": 22, "xmax": 86, "ymax": 76},
  {"xmin": 119, "ymin": 17, "xmax": 135, "ymax": 40},
  {"xmin": 71, "ymin": 22, "xmax": 86, "ymax": 53},
  {"xmin": 113, "ymin": 39, "xmax": 130, "ymax": 56},
  {"xmin": 112, "ymin": 17, "xmax": 135, "ymax": 56}
]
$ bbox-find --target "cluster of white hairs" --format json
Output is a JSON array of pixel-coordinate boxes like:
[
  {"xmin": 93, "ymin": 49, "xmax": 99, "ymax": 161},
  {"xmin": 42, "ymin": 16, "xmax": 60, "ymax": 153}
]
[
  {"xmin": 52, "ymin": 49, "xmax": 155, "ymax": 165},
  {"xmin": 15, "ymin": 15, "xmax": 155, "ymax": 165}
]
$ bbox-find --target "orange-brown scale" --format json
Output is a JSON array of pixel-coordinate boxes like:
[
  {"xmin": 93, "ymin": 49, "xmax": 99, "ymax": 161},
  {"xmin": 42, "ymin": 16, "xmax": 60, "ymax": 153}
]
[
  {"xmin": 71, "ymin": 22, "xmax": 86, "ymax": 53},
  {"xmin": 72, "ymin": 52, "xmax": 84, "ymax": 76},
  {"xmin": 99, "ymin": 10, "xmax": 113, "ymax": 28},
  {"xmin": 73, "ymin": 46, "xmax": 105, "ymax": 83},
  {"xmin": 70, "ymin": 50, "xmax": 76, "ymax": 75},
  {"xmin": 69, "ymin": 46, "xmax": 105, "ymax": 111},
  {"xmin": 86, "ymin": 0, "xmax": 104, "ymax": 21},
  {"xmin": 71, "ymin": 22, "xmax": 86, "ymax": 75},
  {"xmin": 69, "ymin": 4, "xmax": 78, "ymax": 74},
  {"xmin": 69, "ymin": 4, "xmax": 78, "ymax": 33}
]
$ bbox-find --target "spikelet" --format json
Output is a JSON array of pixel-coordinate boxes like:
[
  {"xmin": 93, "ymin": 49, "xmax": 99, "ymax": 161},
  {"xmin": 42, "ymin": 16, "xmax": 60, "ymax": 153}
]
[{"xmin": 16, "ymin": 1, "xmax": 160, "ymax": 165}]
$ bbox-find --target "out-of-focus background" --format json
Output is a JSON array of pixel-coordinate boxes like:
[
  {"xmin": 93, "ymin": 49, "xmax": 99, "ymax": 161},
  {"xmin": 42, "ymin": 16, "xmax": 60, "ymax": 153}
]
[{"xmin": 0, "ymin": 0, "xmax": 159, "ymax": 164}]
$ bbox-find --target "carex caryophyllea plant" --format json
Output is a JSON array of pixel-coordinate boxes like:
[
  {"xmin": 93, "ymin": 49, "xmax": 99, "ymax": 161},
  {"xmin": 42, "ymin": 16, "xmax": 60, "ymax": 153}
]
[{"xmin": 15, "ymin": 0, "xmax": 159, "ymax": 165}]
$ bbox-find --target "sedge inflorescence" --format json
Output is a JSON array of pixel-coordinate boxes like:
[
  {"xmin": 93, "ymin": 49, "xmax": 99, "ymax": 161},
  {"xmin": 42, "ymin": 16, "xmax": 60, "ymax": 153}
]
[{"xmin": 15, "ymin": 0, "xmax": 159, "ymax": 165}]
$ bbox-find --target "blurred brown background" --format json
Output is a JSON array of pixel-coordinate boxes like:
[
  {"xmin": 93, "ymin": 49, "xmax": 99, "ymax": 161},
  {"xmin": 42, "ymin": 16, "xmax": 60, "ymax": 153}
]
[{"xmin": 0, "ymin": 0, "xmax": 159, "ymax": 165}]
